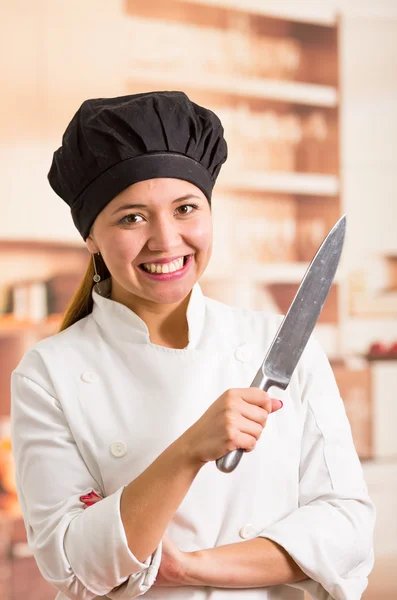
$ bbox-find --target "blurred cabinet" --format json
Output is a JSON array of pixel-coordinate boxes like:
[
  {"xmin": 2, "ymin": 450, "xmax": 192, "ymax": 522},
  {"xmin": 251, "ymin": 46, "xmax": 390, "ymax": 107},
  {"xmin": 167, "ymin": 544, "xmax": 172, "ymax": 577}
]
[
  {"xmin": 0, "ymin": 0, "xmax": 126, "ymax": 243},
  {"xmin": 332, "ymin": 362, "xmax": 372, "ymax": 459},
  {"xmin": 0, "ymin": 241, "xmax": 88, "ymax": 417},
  {"xmin": 123, "ymin": 0, "xmax": 342, "ymax": 357},
  {"xmin": 340, "ymin": 13, "xmax": 397, "ymax": 262},
  {"xmin": 371, "ymin": 360, "xmax": 397, "ymax": 459},
  {"xmin": 339, "ymin": 13, "xmax": 397, "ymax": 348}
]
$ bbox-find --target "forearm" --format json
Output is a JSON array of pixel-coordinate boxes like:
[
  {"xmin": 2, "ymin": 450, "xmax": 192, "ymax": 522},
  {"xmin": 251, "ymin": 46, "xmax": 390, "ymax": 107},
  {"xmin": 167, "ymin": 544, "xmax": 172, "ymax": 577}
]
[
  {"xmin": 120, "ymin": 434, "xmax": 202, "ymax": 563},
  {"xmin": 184, "ymin": 537, "xmax": 308, "ymax": 588}
]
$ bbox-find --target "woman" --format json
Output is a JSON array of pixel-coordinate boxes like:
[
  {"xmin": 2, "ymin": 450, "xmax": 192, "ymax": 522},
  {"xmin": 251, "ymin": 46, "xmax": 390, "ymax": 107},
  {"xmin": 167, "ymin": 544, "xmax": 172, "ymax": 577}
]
[{"xmin": 11, "ymin": 91, "xmax": 375, "ymax": 600}]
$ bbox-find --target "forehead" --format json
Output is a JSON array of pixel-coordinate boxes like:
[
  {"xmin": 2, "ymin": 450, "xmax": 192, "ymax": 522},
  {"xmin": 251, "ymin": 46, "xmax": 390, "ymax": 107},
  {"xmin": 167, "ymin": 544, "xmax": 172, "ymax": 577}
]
[{"xmin": 109, "ymin": 178, "xmax": 206, "ymax": 209}]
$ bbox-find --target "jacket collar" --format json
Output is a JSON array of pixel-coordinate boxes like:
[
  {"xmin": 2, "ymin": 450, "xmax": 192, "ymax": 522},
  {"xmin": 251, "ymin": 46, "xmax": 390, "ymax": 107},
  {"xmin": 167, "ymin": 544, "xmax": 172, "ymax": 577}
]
[{"xmin": 91, "ymin": 278, "xmax": 206, "ymax": 348}]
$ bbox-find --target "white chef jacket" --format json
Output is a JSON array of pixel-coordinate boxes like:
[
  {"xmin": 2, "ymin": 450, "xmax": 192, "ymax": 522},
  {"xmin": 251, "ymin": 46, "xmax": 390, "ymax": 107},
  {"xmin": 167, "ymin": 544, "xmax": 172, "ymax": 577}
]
[{"xmin": 10, "ymin": 278, "xmax": 375, "ymax": 600}]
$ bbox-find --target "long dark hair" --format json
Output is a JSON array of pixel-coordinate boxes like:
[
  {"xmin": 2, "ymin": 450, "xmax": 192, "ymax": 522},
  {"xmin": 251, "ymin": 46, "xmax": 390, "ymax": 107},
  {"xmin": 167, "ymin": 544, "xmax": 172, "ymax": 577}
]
[{"xmin": 58, "ymin": 254, "xmax": 110, "ymax": 332}]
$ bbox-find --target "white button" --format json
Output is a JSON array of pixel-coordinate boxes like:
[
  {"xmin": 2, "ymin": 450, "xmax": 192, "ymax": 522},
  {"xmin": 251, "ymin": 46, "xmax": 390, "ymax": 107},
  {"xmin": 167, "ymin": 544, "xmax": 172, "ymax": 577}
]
[
  {"xmin": 239, "ymin": 523, "xmax": 256, "ymax": 539},
  {"xmin": 80, "ymin": 371, "xmax": 98, "ymax": 383},
  {"xmin": 234, "ymin": 344, "xmax": 251, "ymax": 362},
  {"xmin": 110, "ymin": 441, "xmax": 128, "ymax": 458}
]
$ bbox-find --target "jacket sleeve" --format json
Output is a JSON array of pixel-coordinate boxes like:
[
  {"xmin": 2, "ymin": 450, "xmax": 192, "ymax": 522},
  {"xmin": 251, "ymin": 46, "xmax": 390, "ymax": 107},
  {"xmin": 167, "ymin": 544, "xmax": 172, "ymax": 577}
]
[
  {"xmin": 10, "ymin": 369, "xmax": 162, "ymax": 600},
  {"xmin": 258, "ymin": 336, "xmax": 376, "ymax": 600}
]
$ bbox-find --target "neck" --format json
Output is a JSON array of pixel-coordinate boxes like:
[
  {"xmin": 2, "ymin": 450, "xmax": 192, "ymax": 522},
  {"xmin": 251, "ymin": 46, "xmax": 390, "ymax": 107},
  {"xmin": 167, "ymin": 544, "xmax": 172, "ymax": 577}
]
[
  {"xmin": 111, "ymin": 282, "xmax": 191, "ymax": 349},
  {"xmin": 150, "ymin": 312, "xmax": 189, "ymax": 349}
]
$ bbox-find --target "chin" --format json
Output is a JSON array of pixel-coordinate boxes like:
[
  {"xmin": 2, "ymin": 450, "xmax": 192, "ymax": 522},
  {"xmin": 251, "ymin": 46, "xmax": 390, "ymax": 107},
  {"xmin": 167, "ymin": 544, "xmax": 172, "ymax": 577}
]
[{"xmin": 143, "ymin": 281, "xmax": 194, "ymax": 305}]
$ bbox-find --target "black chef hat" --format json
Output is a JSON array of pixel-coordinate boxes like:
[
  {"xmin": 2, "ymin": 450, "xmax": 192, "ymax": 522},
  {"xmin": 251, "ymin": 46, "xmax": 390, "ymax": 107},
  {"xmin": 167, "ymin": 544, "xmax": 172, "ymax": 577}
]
[{"xmin": 48, "ymin": 91, "xmax": 228, "ymax": 239}]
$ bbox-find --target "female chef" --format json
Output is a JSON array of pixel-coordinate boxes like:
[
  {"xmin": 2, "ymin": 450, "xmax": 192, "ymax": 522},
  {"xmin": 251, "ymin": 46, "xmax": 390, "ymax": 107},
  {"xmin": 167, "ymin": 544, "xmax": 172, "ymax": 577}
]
[{"xmin": 11, "ymin": 91, "xmax": 375, "ymax": 600}]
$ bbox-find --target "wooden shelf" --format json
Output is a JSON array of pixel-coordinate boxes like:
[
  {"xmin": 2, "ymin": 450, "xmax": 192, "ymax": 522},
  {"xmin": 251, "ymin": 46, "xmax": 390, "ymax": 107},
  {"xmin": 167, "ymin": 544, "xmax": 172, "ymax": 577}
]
[
  {"xmin": 128, "ymin": 70, "xmax": 338, "ymax": 108},
  {"xmin": 0, "ymin": 314, "xmax": 62, "ymax": 337},
  {"xmin": 366, "ymin": 354, "xmax": 397, "ymax": 362},
  {"xmin": 0, "ymin": 240, "xmax": 86, "ymax": 252},
  {"xmin": 172, "ymin": 0, "xmax": 337, "ymax": 26},
  {"xmin": 217, "ymin": 171, "xmax": 339, "ymax": 196}
]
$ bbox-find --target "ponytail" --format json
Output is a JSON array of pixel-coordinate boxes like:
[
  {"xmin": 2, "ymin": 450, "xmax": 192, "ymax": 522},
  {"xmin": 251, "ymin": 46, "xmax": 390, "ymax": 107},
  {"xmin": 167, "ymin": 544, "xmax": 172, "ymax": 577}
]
[{"xmin": 58, "ymin": 254, "xmax": 110, "ymax": 332}]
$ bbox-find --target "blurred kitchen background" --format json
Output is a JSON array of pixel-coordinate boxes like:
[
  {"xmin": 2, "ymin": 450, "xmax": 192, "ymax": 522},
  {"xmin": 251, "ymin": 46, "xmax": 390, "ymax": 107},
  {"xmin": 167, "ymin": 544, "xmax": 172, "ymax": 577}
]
[{"xmin": 0, "ymin": 0, "xmax": 396, "ymax": 598}]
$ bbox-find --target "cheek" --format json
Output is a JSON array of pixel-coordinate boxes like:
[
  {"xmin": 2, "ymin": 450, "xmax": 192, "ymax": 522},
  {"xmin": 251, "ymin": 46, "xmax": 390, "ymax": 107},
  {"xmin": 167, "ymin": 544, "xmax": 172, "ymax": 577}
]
[
  {"xmin": 102, "ymin": 233, "xmax": 141, "ymax": 268},
  {"xmin": 189, "ymin": 217, "xmax": 213, "ymax": 249}
]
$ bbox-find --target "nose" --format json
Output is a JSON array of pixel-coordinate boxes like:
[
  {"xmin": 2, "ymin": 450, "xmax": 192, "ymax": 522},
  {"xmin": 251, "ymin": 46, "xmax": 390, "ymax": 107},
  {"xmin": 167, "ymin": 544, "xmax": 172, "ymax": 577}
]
[{"xmin": 147, "ymin": 215, "xmax": 182, "ymax": 252}]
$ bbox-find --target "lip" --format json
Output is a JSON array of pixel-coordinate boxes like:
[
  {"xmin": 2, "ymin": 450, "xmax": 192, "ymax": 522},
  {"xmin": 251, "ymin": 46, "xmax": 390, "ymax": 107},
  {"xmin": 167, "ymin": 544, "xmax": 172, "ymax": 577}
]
[{"xmin": 138, "ymin": 254, "xmax": 193, "ymax": 281}]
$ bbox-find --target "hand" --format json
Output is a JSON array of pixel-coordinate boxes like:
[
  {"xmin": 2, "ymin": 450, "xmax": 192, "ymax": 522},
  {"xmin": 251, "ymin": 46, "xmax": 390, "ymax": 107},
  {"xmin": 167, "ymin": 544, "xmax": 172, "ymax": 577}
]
[
  {"xmin": 182, "ymin": 388, "xmax": 283, "ymax": 466},
  {"xmin": 80, "ymin": 490, "xmax": 103, "ymax": 509},
  {"xmin": 153, "ymin": 535, "xmax": 189, "ymax": 587}
]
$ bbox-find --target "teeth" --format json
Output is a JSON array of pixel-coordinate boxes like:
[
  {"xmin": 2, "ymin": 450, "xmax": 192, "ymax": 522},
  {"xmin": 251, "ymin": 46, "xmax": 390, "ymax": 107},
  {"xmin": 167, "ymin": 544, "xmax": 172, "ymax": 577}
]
[{"xmin": 142, "ymin": 256, "xmax": 185, "ymax": 274}]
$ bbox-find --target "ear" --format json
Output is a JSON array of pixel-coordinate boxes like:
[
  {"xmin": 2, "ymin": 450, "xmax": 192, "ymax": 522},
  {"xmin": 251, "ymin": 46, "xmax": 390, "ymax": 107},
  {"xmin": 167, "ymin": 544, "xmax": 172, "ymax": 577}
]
[{"xmin": 85, "ymin": 234, "xmax": 99, "ymax": 255}]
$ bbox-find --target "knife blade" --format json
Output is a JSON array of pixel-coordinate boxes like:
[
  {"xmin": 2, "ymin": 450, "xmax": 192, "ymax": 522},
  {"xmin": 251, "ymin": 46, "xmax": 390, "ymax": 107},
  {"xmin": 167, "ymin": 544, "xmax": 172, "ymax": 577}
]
[{"xmin": 216, "ymin": 215, "xmax": 346, "ymax": 473}]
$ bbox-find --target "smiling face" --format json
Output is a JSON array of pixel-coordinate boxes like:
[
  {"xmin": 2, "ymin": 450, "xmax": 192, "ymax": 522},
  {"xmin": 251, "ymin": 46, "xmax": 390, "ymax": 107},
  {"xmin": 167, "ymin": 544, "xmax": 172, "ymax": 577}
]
[{"xmin": 86, "ymin": 178, "xmax": 213, "ymax": 309}]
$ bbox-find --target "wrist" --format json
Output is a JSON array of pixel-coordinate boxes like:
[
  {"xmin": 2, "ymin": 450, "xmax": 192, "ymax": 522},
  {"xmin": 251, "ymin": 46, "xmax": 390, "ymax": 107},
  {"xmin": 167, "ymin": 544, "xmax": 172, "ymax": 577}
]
[
  {"xmin": 181, "ymin": 550, "xmax": 207, "ymax": 586},
  {"xmin": 173, "ymin": 429, "xmax": 205, "ymax": 472}
]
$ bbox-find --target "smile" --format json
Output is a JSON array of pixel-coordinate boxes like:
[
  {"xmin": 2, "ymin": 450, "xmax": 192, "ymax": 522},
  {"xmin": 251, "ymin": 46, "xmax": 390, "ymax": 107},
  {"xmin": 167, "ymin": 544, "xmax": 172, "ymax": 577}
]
[
  {"xmin": 138, "ymin": 255, "xmax": 193, "ymax": 280},
  {"xmin": 140, "ymin": 256, "xmax": 188, "ymax": 274}
]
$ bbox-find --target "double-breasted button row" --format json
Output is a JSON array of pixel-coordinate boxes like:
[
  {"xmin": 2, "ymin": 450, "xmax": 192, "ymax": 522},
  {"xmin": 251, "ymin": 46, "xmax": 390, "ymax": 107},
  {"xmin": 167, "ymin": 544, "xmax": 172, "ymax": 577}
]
[
  {"xmin": 239, "ymin": 523, "xmax": 256, "ymax": 539},
  {"xmin": 80, "ymin": 371, "xmax": 98, "ymax": 383},
  {"xmin": 234, "ymin": 343, "xmax": 252, "ymax": 363},
  {"xmin": 110, "ymin": 441, "xmax": 128, "ymax": 458}
]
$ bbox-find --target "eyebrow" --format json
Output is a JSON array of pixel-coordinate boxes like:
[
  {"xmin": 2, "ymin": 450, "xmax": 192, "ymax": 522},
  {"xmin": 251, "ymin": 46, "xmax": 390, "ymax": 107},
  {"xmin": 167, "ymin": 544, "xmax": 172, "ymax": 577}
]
[{"xmin": 111, "ymin": 194, "xmax": 202, "ymax": 216}]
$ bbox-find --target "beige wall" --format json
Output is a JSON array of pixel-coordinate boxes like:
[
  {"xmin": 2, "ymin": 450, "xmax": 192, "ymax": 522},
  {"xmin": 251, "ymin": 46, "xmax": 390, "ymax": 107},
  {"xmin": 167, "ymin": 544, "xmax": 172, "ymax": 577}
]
[{"xmin": 0, "ymin": 0, "xmax": 126, "ymax": 242}]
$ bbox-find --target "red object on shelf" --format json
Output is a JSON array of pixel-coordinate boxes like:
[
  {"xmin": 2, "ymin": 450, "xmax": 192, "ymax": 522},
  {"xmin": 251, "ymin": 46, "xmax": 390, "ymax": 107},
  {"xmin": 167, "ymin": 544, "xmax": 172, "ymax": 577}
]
[
  {"xmin": 388, "ymin": 342, "xmax": 397, "ymax": 355},
  {"xmin": 367, "ymin": 341, "xmax": 397, "ymax": 361},
  {"xmin": 368, "ymin": 342, "xmax": 389, "ymax": 356}
]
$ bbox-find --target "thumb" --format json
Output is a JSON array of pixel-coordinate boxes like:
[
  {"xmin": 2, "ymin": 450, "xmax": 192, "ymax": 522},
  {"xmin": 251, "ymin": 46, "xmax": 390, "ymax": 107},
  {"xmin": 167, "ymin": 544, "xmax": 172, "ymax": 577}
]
[{"xmin": 271, "ymin": 397, "xmax": 284, "ymax": 412}]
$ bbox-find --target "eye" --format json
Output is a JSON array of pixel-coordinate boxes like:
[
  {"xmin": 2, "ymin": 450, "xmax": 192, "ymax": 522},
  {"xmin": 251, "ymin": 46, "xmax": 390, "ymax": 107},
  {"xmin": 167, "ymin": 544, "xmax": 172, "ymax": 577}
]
[
  {"xmin": 176, "ymin": 203, "xmax": 199, "ymax": 216},
  {"xmin": 119, "ymin": 213, "xmax": 143, "ymax": 225}
]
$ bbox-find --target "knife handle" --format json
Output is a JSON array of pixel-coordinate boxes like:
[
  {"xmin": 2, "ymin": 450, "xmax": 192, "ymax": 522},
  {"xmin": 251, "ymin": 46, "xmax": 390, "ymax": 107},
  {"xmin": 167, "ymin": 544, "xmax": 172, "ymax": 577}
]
[{"xmin": 216, "ymin": 374, "xmax": 274, "ymax": 473}]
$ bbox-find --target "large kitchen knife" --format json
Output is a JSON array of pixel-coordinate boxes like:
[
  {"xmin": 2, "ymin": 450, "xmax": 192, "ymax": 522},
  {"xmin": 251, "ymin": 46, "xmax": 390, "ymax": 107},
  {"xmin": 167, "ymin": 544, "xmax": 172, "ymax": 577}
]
[{"xmin": 216, "ymin": 215, "xmax": 346, "ymax": 473}]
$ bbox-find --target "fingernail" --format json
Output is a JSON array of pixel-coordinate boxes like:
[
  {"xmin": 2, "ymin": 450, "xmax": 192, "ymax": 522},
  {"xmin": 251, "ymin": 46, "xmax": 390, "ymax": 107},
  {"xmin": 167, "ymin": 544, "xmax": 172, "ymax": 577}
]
[{"xmin": 279, "ymin": 400, "xmax": 284, "ymax": 408}]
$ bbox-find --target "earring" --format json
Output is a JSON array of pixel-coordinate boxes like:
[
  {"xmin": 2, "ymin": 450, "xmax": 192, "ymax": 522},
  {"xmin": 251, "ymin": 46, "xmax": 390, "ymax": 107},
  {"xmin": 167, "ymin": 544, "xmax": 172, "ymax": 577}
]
[{"xmin": 92, "ymin": 253, "xmax": 101, "ymax": 283}]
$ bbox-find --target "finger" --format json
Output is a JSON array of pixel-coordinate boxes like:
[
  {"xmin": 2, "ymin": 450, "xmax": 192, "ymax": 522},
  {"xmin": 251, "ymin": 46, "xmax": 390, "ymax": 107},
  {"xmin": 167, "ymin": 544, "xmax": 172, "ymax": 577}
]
[
  {"xmin": 82, "ymin": 496, "xmax": 102, "ymax": 508},
  {"xmin": 80, "ymin": 491, "xmax": 102, "ymax": 501},
  {"xmin": 237, "ymin": 432, "xmax": 259, "ymax": 453},
  {"xmin": 243, "ymin": 390, "xmax": 284, "ymax": 414},
  {"xmin": 271, "ymin": 398, "xmax": 284, "ymax": 412},
  {"xmin": 239, "ymin": 402, "xmax": 269, "ymax": 426},
  {"xmin": 83, "ymin": 501, "xmax": 98, "ymax": 508},
  {"xmin": 239, "ymin": 388, "xmax": 273, "ymax": 413},
  {"xmin": 238, "ymin": 415, "xmax": 265, "ymax": 440}
]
